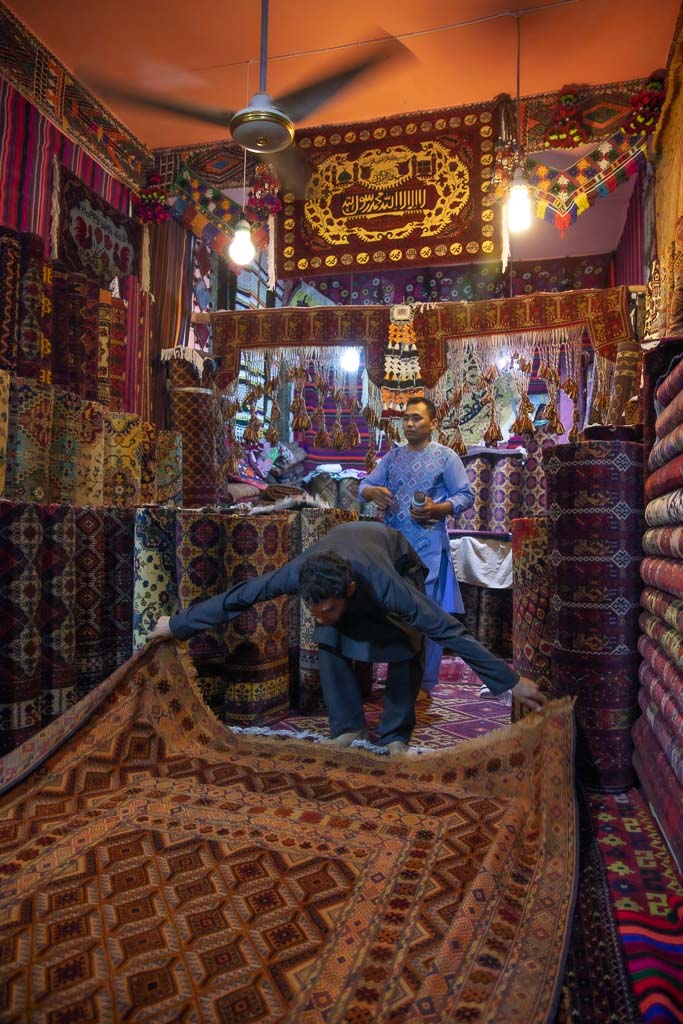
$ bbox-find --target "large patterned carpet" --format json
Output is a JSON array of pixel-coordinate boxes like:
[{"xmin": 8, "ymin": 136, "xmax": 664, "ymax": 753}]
[{"xmin": 0, "ymin": 641, "xmax": 576, "ymax": 1023}]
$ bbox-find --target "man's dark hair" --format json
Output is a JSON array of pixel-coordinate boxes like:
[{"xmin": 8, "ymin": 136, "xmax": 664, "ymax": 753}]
[
  {"xmin": 405, "ymin": 396, "xmax": 437, "ymax": 420},
  {"xmin": 299, "ymin": 552, "xmax": 354, "ymax": 605}
]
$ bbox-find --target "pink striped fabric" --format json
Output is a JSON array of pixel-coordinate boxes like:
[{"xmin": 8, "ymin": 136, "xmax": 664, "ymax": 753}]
[{"xmin": 0, "ymin": 80, "xmax": 131, "ymax": 253}]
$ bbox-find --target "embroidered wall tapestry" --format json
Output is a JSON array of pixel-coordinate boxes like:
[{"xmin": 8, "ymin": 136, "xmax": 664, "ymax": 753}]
[
  {"xmin": 0, "ymin": 640, "xmax": 576, "ymax": 1024},
  {"xmin": 57, "ymin": 165, "xmax": 140, "ymax": 284},
  {"xmin": 277, "ymin": 103, "xmax": 500, "ymax": 278},
  {"xmin": 0, "ymin": 5, "xmax": 148, "ymax": 188}
]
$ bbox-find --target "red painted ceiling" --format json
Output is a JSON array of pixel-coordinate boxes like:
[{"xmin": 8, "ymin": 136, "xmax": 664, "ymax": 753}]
[{"xmin": 5, "ymin": 0, "xmax": 681, "ymax": 151}]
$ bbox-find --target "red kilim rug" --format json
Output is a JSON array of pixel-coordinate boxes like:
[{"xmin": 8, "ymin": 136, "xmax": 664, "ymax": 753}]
[{"xmin": 0, "ymin": 642, "xmax": 576, "ymax": 1023}]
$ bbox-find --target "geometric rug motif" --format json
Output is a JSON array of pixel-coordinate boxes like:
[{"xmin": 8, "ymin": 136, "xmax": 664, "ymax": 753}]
[
  {"xmin": 0, "ymin": 641, "xmax": 577, "ymax": 1024},
  {"xmin": 590, "ymin": 789, "xmax": 683, "ymax": 1024}
]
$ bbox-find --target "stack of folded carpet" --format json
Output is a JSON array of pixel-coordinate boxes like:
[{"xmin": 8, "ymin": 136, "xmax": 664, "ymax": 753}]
[{"xmin": 635, "ymin": 352, "xmax": 683, "ymax": 866}]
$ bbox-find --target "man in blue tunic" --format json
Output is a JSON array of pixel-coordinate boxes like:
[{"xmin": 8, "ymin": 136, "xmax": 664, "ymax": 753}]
[
  {"xmin": 150, "ymin": 521, "xmax": 545, "ymax": 754},
  {"xmin": 358, "ymin": 396, "xmax": 473, "ymax": 695}
]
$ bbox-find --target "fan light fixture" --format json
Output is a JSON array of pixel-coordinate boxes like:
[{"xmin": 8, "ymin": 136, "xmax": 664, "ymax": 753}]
[
  {"xmin": 507, "ymin": 165, "xmax": 532, "ymax": 233},
  {"xmin": 229, "ymin": 150, "xmax": 256, "ymax": 267},
  {"xmin": 505, "ymin": 13, "xmax": 532, "ymax": 235},
  {"xmin": 229, "ymin": 219, "xmax": 256, "ymax": 265}
]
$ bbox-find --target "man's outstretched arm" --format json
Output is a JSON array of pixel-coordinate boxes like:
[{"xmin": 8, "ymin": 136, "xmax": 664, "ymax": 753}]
[
  {"xmin": 372, "ymin": 571, "xmax": 547, "ymax": 711},
  {"xmin": 149, "ymin": 563, "xmax": 298, "ymax": 642}
]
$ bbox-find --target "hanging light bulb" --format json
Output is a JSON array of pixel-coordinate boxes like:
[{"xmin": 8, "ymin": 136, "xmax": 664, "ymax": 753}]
[
  {"xmin": 228, "ymin": 218, "xmax": 256, "ymax": 265},
  {"xmin": 507, "ymin": 165, "xmax": 532, "ymax": 234},
  {"xmin": 340, "ymin": 347, "xmax": 360, "ymax": 374}
]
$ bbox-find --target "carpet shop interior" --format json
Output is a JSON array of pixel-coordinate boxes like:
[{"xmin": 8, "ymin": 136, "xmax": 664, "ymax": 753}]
[{"xmin": 0, "ymin": 1, "xmax": 682, "ymax": 1021}]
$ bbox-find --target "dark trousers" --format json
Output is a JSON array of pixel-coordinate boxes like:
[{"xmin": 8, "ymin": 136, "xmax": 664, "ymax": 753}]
[{"xmin": 318, "ymin": 646, "xmax": 424, "ymax": 745}]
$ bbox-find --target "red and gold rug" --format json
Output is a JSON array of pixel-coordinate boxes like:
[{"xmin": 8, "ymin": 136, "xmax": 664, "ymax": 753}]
[{"xmin": 0, "ymin": 642, "xmax": 576, "ymax": 1023}]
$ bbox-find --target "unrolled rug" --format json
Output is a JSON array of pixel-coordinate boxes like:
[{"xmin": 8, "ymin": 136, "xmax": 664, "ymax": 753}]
[
  {"xmin": 0, "ymin": 640, "xmax": 577, "ymax": 1024},
  {"xmin": 544, "ymin": 441, "xmax": 644, "ymax": 791}
]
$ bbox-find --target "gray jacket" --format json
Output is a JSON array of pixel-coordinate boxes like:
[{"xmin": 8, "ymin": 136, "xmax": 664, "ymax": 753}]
[{"xmin": 170, "ymin": 521, "xmax": 518, "ymax": 694}]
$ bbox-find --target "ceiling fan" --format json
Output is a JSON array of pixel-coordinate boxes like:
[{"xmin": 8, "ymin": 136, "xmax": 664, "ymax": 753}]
[{"xmin": 85, "ymin": 0, "xmax": 410, "ymax": 196}]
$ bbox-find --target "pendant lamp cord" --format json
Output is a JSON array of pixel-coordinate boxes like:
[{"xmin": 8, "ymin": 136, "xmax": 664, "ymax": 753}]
[{"xmin": 515, "ymin": 12, "xmax": 522, "ymax": 164}]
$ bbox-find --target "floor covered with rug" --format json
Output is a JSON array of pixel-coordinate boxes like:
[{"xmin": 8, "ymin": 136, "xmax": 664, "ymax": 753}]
[{"xmin": 0, "ymin": 641, "xmax": 576, "ymax": 1024}]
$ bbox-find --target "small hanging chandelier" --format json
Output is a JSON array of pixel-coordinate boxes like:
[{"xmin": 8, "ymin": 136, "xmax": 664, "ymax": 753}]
[
  {"xmin": 229, "ymin": 150, "xmax": 256, "ymax": 266},
  {"xmin": 506, "ymin": 13, "xmax": 532, "ymax": 235}
]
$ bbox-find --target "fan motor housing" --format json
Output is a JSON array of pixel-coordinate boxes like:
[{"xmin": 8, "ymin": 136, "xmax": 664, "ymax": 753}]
[{"xmin": 230, "ymin": 96, "xmax": 295, "ymax": 153}]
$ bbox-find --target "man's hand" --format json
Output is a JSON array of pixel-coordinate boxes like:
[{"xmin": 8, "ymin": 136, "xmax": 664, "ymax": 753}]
[
  {"xmin": 149, "ymin": 615, "xmax": 173, "ymax": 642},
  {"xmin": 410, "ymin": 495, "xmax": 438, "ymax": 523},
  {"xmin": 512, "ymin": 676, "xmax": 547, "ymax": 711},
  {"xmin": 362, "ymin": 485, "xmax": 393, "ymax": 510}
]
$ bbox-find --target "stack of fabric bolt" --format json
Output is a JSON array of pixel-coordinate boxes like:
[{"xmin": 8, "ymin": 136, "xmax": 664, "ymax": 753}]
[{"xmin": 635, "ymin": 351, "xmax": 683, "ymax": 866}]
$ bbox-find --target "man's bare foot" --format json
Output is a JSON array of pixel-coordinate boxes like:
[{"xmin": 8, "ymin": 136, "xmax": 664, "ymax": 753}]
[
  {"xmin": 330, "ymin": 728, "xmax": 368, "ymax": 747},
  {"xmin": 387, "ymin": 740, "xmax": 409, "ymax": 756}
]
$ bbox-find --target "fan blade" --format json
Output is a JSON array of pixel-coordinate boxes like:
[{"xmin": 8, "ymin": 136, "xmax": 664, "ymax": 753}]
[
  {"xmin": 269, "ymin": 146, "xmax": 311, "ymax": 200},
  {"xmin": 82, "ymin": 75, "xmax": 235, "ymax": 129},
  {"xmin": 273, "ymin": 35, "xmax": 412, "ymax": 124}
]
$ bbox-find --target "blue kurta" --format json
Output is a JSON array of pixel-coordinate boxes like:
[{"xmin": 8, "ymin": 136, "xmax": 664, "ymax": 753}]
[{"xmin": 358, "ymin": 441, "xmax": 474, "ymax": 613}]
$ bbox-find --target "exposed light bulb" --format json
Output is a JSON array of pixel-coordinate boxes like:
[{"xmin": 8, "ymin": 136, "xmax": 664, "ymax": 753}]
[
  {"xmin": 507, "ymin": 166, "xmax": 532, "ymax": 234},
  {"xmin": 340, "ymin": 347, "xmax": 360, "ymax": 374},
  {"xmin": 228, "ymin": 219, "xmax": 256, "ymax": 265}
]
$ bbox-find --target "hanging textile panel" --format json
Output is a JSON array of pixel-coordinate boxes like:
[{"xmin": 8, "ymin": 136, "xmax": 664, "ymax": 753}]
[
  {"xmin": 16, "ymin": 233, "xmax": 52, "ymax": 382},
  {"xmin": 108, "ymin": 295, "xmax": 128, "ymax": 411},
  {"xmin": 48, "ymin": 389, "xmax": 81, "ymax": 504},
  {"xmin": 74, "ymin": 400, "xmax": 105, "ymax": 506},
  {"xmin": 0, "ymin": 27, "xmax": 145, "ymax": 193},
  {"xmin": 156, "ymin": 429, "xmax": 183, "ymax": 506},
  {"xmin": 277, "ymin": 102, "xmax": 500, "ymax": 278},
  {"xmin": 0, "ymin": 639, "xmax": 577, "ymax": 1024},
  {"xmin": 132, "ymin": 507, "xmax": 178, "ymax": 650},
  {"xmin": 544, "ymin": 441, "xmax": 644, "ymax": 791},
  {"xmin": 0, "ymin": 501, "xmax": 44, "ymax": 754},
  {"xmin": 0, "ymin": 225, "xmax": 20, "ymax": 371},
  {"xmin": 57, "ymin": 164, "xmax": 139, "ymax": 284},
  {"xmin": 36, "ymin": 503, "xmax": 77, "ymax": 729},
  {"xmin": 211, "ymin": 286, "xmax": 632, "ymax": 396},
  {"xmin": 0, "ymin": 368, "xmax": 9, "ymax": 495},
  {"xmin": 511, "ymin": 517, "xmax": 554, "ymax": 722},
  {"xmin": 149, "ymin": 218, "xmax": 194, "ymax": 428},
  {"xmin": 139, "ymin": 420, "xmax": 157, "ymax": 504},
  {"xmin": 170, "ymin": 387, "xmax": 218, "ymax": 507},
  {"xmin": 293, "ymin": 507, "xmax": 360, "ymax": 711},
  {"xmin": 5, "ymin": 376, "xmax": 54, "ymax": 502},
  {"xmin": 73, "ymin": 505, "xmax": 106, "ymax": 698},
  {"xmin": 101, "ymin": 506, "xmax": 135, "ymax": 680},
  {"xmin": 96, "ymin": 287, "xmax": 111, "ymax": 406},
  {"xmin": 169, "ymin": 163, "xmax": 268, "ymax": 256},
  {"xmin": 222, "ymin": 514, "xmax": 296, "ymax": 724},
  {"xmin": 102, "ymin": 411, "xmax": 142, "ymax": 508},
  {"xmin": 175, "ymin": 509, "xmax": 230, "ymax": 663}
]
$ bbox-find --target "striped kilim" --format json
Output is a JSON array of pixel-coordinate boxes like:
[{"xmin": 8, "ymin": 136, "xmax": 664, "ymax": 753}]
[{"xmin": 0, "ymin": 640, "xmax": 577, "ymax": 1024}]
